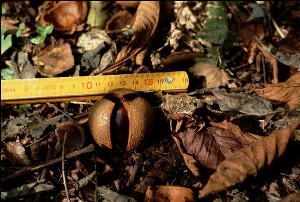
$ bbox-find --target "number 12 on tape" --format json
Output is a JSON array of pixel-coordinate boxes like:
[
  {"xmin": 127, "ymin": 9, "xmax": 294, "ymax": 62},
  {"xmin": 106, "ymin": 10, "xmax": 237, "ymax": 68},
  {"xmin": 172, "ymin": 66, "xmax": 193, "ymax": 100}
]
[{"xmin": 1, "ymin": 71, "xmax": 189, "ymax": 104}]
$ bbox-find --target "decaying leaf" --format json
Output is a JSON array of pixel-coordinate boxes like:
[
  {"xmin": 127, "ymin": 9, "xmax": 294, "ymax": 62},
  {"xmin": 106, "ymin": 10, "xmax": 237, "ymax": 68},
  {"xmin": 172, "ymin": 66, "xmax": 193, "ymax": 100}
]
[
  {"xmin": 253, "ymin": 73, "xmax": 300, "ymax": 110},
  {"xmin": 198, "ymin": 122, "xmax": 300, "ymax": 198},
  {"xmin": 55, "ymin": 121, "xmax": 85, "ymax": 154},
  {"xmin": 189, "ymin": 61, "xmax": 231, "ymax": 88},
  {"xmin": 145, "ymin": 186, "xmax": 196, "ymax": 202},
  {"xmin": 1, "ymin": 114, "xmax": 32, "ymax": 141},
  {"xmin": 112, "ymin": 1, "xmax": 160, "ymax": 66},
  {"xmin": 4, "ymin": 142, "xmax": 31, "ymax": 166},
  {"xmin": 32, "ymin": 38, "xmax": 74, "ymax": 76},
  {"xmin": 10, "ymin": 51, "xmax": 37, "ymax": 79},
  {"xmin": 212, "ymin": 89, "xmax": 274, "ymax": 116}
]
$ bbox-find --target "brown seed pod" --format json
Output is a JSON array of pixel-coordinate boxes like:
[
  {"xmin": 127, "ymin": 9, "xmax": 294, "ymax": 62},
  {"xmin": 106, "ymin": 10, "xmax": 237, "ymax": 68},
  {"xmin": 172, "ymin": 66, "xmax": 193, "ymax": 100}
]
[{"xmin": 88, "ymin": 88, "xmax": 155, "ymax": 151}]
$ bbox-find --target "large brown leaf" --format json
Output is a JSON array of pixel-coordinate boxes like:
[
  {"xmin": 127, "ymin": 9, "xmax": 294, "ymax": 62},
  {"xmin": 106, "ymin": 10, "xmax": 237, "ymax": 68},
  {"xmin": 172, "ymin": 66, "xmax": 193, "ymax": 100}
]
[
  {"xmin": 174, "ymin": 126, "xmax": 253, "ymax": 171},
  {"xmin": 145, "ymin": 186, "xmax": 196, "ymax": 202},
  {"xmin": 188, "ymin": 61, "xmax": 231, "ymax": 88},
  {"xmin": 114, "ymin": 1, "xmax": 160, "ymax": 65},
  {"xmin": 198, "ymin": 122, "xmax": 299, "ymax": 199},
  {"xmin": 253, "ymin": 73, "xmax": 300, "ymax": 110}
]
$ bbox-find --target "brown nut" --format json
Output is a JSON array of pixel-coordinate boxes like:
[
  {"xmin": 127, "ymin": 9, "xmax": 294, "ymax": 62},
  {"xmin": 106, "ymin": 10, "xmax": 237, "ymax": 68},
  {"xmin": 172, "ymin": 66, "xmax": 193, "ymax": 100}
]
[{"xmin": 88, "ymin": 88, "xmax": 155, "ymax": 151}]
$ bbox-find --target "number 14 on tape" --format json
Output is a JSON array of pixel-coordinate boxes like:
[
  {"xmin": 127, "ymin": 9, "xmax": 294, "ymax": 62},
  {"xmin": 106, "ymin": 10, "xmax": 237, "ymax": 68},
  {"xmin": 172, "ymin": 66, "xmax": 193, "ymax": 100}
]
[{"xmin": 1, "ymin": 71, "xmax": 189, "ymax": 104}]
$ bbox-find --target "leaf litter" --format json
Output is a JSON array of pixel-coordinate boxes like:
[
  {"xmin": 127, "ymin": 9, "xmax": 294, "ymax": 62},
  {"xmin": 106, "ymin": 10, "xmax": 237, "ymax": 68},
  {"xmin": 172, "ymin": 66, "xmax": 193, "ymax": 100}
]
[{"xmin": 1, "ymin": 1, "xmax": 300, "ymax": 202}]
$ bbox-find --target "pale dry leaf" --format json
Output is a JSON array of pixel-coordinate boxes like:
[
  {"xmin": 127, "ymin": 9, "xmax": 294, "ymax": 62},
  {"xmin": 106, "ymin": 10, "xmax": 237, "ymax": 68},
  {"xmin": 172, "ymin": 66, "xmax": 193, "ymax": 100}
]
[
  {"xmin": 189, "ymin": 61, "xmax": 231, "ymax": 88},
  {"xmin": 145, "ymin": 186, "xmax": 196, "ymax": 202},
  {"xmin": 4, "ymin": 142, "xmax": 31, "ymax": 166},
  {"xmin": 254, "ymin": 73, "xmax": 300, "ymax": 110},
  {"xmin": 114, "ymin": 1, "xmax": 160, "ymax": 65},
  {"xmin": 198, "ymin": 122, "xmax": 300, "ymax": 199},
  {"xmin": 212, "ymin": 89, "xmax": 274, "ymax": 116}
]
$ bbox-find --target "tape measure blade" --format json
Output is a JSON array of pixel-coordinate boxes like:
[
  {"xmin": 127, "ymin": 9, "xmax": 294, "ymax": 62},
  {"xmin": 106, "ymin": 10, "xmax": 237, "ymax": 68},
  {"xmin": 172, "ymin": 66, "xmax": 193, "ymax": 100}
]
[{"xmin": 1, "ymin": 71, "xmax": 189, "ymax": 103}]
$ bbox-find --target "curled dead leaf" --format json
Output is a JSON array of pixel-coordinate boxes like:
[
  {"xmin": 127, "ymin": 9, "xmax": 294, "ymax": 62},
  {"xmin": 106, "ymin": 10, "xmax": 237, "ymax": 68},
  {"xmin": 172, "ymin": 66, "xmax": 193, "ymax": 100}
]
[
  {"xmin": 198, "ymin": 122, "xmax": 300, "ymax": 199},
  {"xmin": 32, "ymin": 38, "xmax": 74, "ymax": 76},
  {"xmin": 113, "ymin": 1, "xmax": 160, "ymax": 66},
  {"xmin": 189, "ymin": 61, "xmax": 231, "ymax": 88},
  {"xmin": 55, "ymin": 121, "xmax": 85, "ymax": 154},
  {"xmin": 145, "ymin": 186, "xmax": 196, "ymax": 202},
  {"xmin": 38, "ymin": 1, "xmax": 88, "ymax": 34},
  {"xmin": 253, "ymin": 73, "xmax": 300, "ymax": 110}
]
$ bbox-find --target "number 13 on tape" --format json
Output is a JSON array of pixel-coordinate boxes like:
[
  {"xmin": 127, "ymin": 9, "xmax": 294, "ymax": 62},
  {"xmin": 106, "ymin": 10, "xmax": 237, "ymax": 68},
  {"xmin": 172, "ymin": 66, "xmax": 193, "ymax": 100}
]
[{"xmin": 1, "ymin": 71, "xmax": 189, "ymax": 104}]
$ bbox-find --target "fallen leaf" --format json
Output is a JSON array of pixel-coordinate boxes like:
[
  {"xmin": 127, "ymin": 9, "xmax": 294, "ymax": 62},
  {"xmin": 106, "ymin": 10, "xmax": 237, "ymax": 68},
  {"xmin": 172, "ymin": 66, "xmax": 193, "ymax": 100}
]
[
  {"xmin": 32, "ymin": 38, "xmax": 74, "ymax": 76},
  {"xmin": 253, "ymin": 73, "xmax": 300, "ymax": 110},
  {"xmin": 174, "ymin": 126, "xmax": 249, "ymax": 170},
  {"xmin": 210, "ymin": 119, "xmax": 262, "ymax": 145},
  {"xmin": 4, "ymin": 142, "xmax": 31, "ymax": 166},
  {"xmin": 145, "ymin": 186, "xmax": 196, "ymax": 202},
  {"xmin": 189, "ymin": 61, "xmax": 231, "ymax": 88},
  {"xmin": 198, "ymin": 122, "xmax": 300, "ymax": 198},
  {"xmin": 110, "ymin": 1, "xmax": 160, "ymax": 68},
  {"xmin": 212, "ymin": 89, "xmax": 274, "ymax": 116}
]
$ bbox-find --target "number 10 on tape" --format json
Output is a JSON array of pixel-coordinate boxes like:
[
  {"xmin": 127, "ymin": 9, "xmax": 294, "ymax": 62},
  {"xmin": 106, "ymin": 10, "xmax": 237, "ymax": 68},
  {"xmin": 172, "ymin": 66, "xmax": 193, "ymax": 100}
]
[{"xmin": 1, "ymin": 71, "xmax": 189, "ymax": 104}]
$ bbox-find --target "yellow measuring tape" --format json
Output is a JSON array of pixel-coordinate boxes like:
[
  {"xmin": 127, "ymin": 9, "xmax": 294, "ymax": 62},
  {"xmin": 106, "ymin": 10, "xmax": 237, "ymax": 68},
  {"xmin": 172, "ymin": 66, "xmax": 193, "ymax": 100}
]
[{"xmin": 1, "ymin": 71, "xmax": 189, "ymax": 104}]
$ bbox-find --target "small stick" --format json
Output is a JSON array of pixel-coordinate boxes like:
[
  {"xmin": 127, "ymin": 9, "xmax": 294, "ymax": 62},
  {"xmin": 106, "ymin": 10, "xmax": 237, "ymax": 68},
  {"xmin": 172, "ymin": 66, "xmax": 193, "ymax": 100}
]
[
  {"xmin": 62, "ymin": 132, "xmax": 71, "ymax": 202},
  {"xmin": 1, "ymin": 144, "xmax": 94, "ymax": 183}
]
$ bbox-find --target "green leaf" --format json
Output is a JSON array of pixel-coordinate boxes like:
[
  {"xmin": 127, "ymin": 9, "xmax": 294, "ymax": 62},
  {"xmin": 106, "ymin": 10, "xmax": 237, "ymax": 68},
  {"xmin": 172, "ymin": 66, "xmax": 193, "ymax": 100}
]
[
  {"xmin": 30, "ymin": 25, "xmax": 53, "ymax": 44},
  {"xmin": 1, "ymin": 67, "xmax": 15, "ymax": 80},
  {"xmin": 2, "ymin": 7, "xmax": 6, "ymax": 14},
  {"xmin": 1, "ymin": 28, "xmax": 12, "ymax": 55},
  {"xmin": 16, "ymin": 22, "xmax": 25, "ymax": 37},
  {"xmin": 45, "ymin": 25, "xmax": 54, "ymax": 34}
]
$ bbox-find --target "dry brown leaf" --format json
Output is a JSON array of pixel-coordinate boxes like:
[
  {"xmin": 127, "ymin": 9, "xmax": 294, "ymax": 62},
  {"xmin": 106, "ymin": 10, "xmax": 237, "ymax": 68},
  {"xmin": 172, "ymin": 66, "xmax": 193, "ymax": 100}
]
[
  {"xmin": 32, "ymin": 39, "xmax": 74, "ymax": 76},
  {"xmin": 198, "ymin": 122, "xmax": 300, "ymax": 199},
  {"xmin": 210, "ymin": 119, "xmax": 262, "ymax": 145},
  {"xmin": 114, "ymin": 1, "xmax": 160, "ymax": 65},
  {"xmin": 145, "ymin": 186, "xmax": 196, "ymax": 202},
  {"xmin": 189, "ymin": 61, "xmax": 231, "ymax": 88},
  {"xmin": 160, "ymin": 51, "xmax": 206, "ymax": 67},
  {"xmin": 174, "ymin": 126, "xmax": 250, "ymax": 171},
  {"xmin": 4, "ymin": 142, "xmax": 31, "ymax": 166},
  {"xmin": 253, "ymin": 73, "xmax": 300, "ymax": 110},
  {"xmin": 238, "ymin": 21, "xmax": 265, "ymax": 64}
]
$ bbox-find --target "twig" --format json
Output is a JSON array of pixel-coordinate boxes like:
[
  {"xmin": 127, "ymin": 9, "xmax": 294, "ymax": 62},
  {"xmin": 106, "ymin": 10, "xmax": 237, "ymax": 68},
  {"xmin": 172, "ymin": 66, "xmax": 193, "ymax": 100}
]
[
  {"xmin": 1, "ymin": 144, "xmax": 94, "ymax": 183},
  {"xmin": 62, "ymin": 132, "xmax": 71, "ymax": 202}
]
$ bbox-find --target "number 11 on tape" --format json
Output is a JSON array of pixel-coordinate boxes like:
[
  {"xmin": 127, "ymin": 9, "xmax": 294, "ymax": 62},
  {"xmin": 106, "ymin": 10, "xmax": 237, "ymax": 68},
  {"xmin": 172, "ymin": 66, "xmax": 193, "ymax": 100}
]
[{"xmin": 1, "ymin": 71, "xmax": 189, "ymax": 104}]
